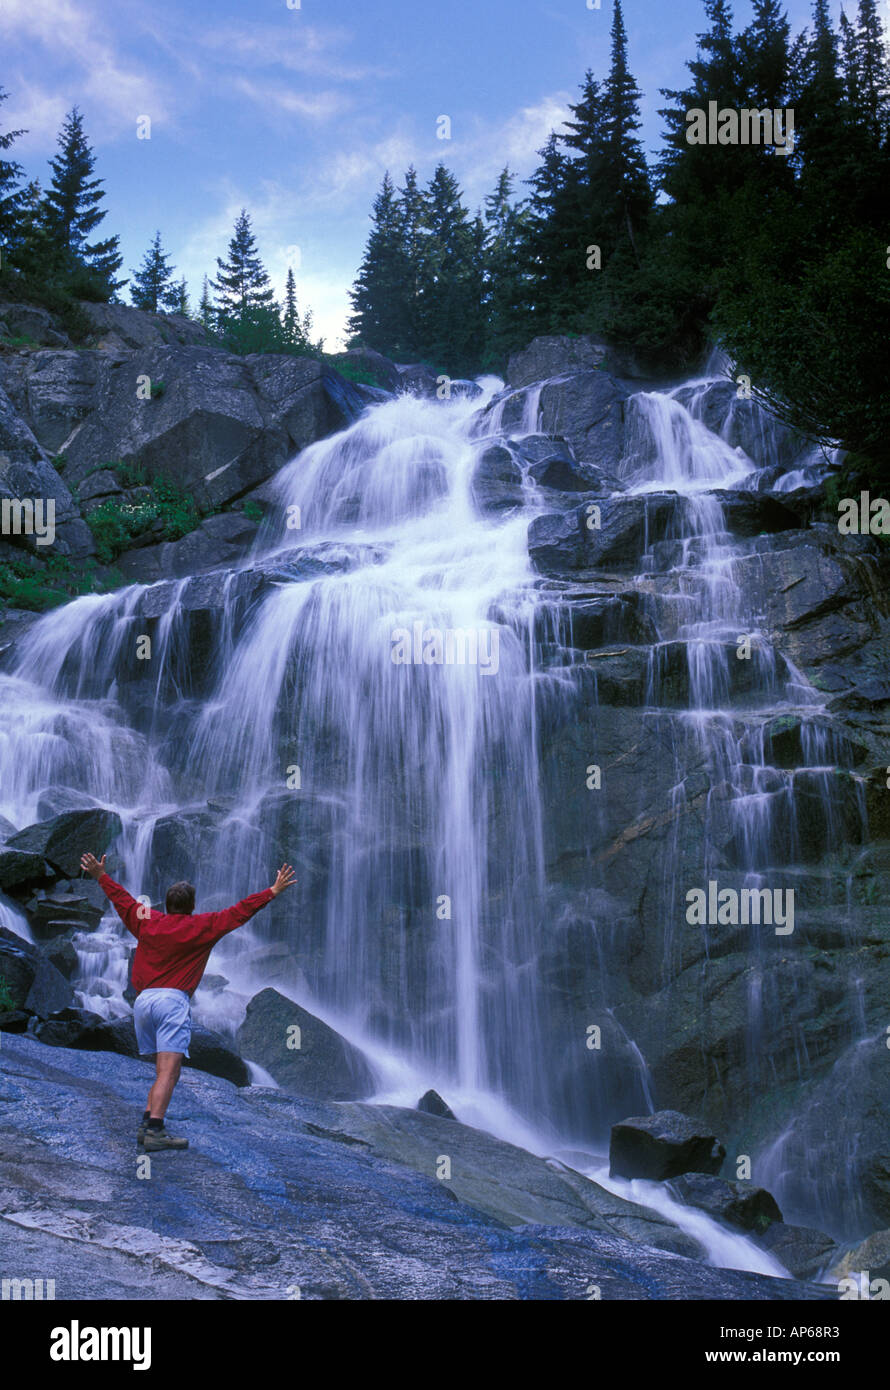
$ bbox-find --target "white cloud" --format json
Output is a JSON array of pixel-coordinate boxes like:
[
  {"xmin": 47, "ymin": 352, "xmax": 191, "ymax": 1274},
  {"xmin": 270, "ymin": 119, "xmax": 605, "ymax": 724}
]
[
  {"xmin": 0, "ymin": 0, "xmax": 178, "ymax": 144},
  {"xmin": 232, "ymin": 79, "xmax": 350, "ymax": 124}
]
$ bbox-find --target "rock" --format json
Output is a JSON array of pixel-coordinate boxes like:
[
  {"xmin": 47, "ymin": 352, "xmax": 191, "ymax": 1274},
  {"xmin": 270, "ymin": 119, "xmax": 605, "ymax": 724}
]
[
  {"xmin": 72, "ymin": 1014, "xmax": 250, "ymax": 1086},
  {"xmin": 759, "ymin": 1223, "xmax": 838, "ymax": 1281},
  {"xmin": 536, "ymin": 371, "xmax": 629, "ymax": 470},
  {"xmin": 0, "ymin": 1032, "xmax": 832, "ymax": 1299},
  {"xmin": 529, "ymin": 495, "xmax": 685, "ymax": 576},
  {"xmin": 471, "ymin": 443, "xmax": 524, "ymax": 514},
  {"xmin": 0, "ymin": 301, "xmax": 70, "ymax": 348},
  {"xmin": 0, "ymin": 383, "xmax": 94, "ymax": 558},
  {"xmin": 671, "ymin": 1173, "xmax": 783, "ymax": 1232},
  {"xmin": 610, "ymin": 1110, "xmax": 726, "ymax": 1181},
  {"xmin": 674, "ymin": 378, "xmax": 811, "ymax": 471},
  {"xmin": 29, "ymin": 1005, "xmax": 104, "ymax": 1048},
  {"xmin": 417, "ymin": 1089, "xmax": 456, "ymax": 1119},
  {"xmin": 0, "ymin": 348, "xmax": 104, "ymax": 454},
  {"xmin": 0, "ymin": 926, "xmax": 73, "ymax": 1016},
  {"xmin": 27, "ymin": 890, "xmax": 104, "ymax": 934},
  {"xmin": 6, "ymin": 808, "xmax": 123, "ymax": 879},
  {"xmin": 0, "ymin": 1009, "xmax": 30, "ymax": 1032},
  {"xmin": 0, "ymin": 847, "xmax": 47, "ymax": 891},
  {"xmin": 57, "ymin": 347, "xmax": 360, "ymax": 512},
  {"xmin": 0, "ymin": 814, "xmax": 17, "ymax": 842},
  {"xmin": 506, "ymin": 335, "xmax": 608, "ymax": 389},
  {"xmin": 116, "ymin": 511, "xmax": 261, "ymax": 584},
  {"xmin": 719, "ymin": 490, "xmax": 802, "ymax": 536},
  {"xmin": 829, "ymin": 1229, "xmax": 890, "ymax": 1284},
  {"xmin": 44, "ymin": 939, "xmax": 79, "ymax": 978},
  {"xmin": 396, "ymin": 363, "xmax": 439, "ymax": 396},
  {"xmin": 236, "ymin": 987, "xmax": 375, "ymax": 1101},
  {"xmin": 77, "ymin": 301, "xmax": 210, "ymax": 352},
  {"xmin": 76, "ymin": 468, "xmax": 125, "ymax": 503},
  {"xmin": 325, "ymin": 348, "xmax": 400, "ymax": 393}
]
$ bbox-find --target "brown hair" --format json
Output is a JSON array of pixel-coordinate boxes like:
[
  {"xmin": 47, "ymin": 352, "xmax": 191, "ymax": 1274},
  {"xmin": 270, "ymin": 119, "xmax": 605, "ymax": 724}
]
[{"xmin": 165, "ymin": 881, "xmax": 196, "ymax": 914}]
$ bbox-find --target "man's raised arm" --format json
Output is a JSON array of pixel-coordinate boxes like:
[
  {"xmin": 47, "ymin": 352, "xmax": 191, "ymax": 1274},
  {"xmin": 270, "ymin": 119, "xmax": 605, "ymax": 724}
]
[
  {"xmin": 197, "ymin": 863, "xmax": 298, "ymax": 946},
  {"xmin": 80, "ymin": 852, "xmax": 145, "ymax": 938}
]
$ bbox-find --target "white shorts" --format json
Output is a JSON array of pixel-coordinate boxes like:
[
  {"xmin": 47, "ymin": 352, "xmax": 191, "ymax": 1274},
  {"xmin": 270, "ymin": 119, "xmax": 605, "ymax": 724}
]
[{"xmin": 133, "ymin": 988, "xmax": 192, "ymax": 1057}]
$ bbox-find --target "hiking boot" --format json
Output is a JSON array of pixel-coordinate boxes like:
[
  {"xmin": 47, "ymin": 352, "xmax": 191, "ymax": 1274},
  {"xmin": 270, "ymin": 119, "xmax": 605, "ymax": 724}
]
[
  {"xmin": 137, "ymin": 1122, "xmax": 146, "ymax": 1146},
  {"xmin": 143, "ymin": 1125, "xmax": 189, "ymax": 1152}
]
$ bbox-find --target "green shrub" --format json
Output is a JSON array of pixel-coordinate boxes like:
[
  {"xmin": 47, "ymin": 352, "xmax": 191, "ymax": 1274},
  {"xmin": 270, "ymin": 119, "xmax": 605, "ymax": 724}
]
[
  {"xmin": 0, "ymin": 553, "xmax": 102, "ymax": 612},
  {"xmin": 0, "ymin": 976, "xmax": 17, "ymax": 1012},
  {"xmin": 243, "ymin": 500, "xmax": 264, "ymax": 522},
  {"xmin": 85, "ymin": 474, "xmax": 201, "ymax": 563}
]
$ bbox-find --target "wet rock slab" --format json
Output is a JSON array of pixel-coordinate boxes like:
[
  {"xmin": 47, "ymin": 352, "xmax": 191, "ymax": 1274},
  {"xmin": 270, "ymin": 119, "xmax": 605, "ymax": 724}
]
[{"xmin": 0, "ymin": 1036, "xmax": 832, "ymax": 1300}]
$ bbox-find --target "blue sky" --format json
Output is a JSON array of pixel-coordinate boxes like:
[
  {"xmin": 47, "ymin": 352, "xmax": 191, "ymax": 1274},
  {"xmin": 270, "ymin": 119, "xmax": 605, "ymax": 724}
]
[{"xmin": 1, "ymin": 0, "xmax": 821, "ymax": 349}]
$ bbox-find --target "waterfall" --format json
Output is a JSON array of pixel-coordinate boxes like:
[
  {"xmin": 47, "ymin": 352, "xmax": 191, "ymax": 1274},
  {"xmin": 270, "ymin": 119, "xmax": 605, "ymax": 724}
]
[{"xmin": 0, "ymin": 365, "xmax": 863, "ymax": 1241}]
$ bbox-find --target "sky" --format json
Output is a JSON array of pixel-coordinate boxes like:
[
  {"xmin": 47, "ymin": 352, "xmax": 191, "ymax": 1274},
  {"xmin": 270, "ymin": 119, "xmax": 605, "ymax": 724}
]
[{"xmin": 1, "ymin": 0, "xmax": 824, "ymax": 350}]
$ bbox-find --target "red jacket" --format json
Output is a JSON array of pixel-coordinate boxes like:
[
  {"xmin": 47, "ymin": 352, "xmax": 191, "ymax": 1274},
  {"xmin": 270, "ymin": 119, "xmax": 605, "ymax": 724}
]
[{"xmin": 99, "ymin": 872, "xmax": 274, "ymax": 997}]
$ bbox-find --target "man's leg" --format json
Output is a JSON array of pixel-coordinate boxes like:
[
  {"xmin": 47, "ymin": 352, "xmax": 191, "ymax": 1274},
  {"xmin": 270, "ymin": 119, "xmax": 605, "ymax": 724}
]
[{"xmin": 147, "ymin": 1051, "xmax": 183, "ymax": 1120}]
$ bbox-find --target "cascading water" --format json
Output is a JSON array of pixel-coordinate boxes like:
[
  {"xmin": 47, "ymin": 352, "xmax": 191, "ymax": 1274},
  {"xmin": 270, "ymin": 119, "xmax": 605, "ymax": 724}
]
[{"xmin": 0, "ymin": 364, "xmax": 865, "ymax": 1257}]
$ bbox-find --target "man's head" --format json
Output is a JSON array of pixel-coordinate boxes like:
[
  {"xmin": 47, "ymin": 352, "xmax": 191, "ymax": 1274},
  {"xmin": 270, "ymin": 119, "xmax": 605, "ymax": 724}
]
[{"xmin": 165, "ymin": 881, "xmax": 196, "ymax": 915}]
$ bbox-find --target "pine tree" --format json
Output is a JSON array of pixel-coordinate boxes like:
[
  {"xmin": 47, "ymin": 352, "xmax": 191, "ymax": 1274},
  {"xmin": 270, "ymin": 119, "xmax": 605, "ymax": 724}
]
[
  {"xmin": 198, "ymin": 275, "xmax": 215, "ymax": 330},
  {"xmin": 741, "ymin": 0, "xmax": 792, "ymax": 110},
  {"xmin": 347, "ymin": 172, "xmax": 411, "ymax": 354},
  {"xmin": 417, "ymin": 164, "xmax": 484, "ymax": 371},
  {"xmin": 43, "ymin": 106, "xmax": 124, "ymax": 296},
  {"xmin": 282, "ymin": 266, "xmax": 314, "ymax": 349},
  {"xmin": 482, "ymin": 169, "xmax": 532, "ymax": 364},
  {"xmin": 0, "ymin": 87, "xmax": 26, "ymax": 269},
  {"xmin": 169, "ymin": 276, "xmax": 189, "ymax": 316},
  {"xmin": 600, "ymin": 0, "xmax": 652, "ymax": 261},
  {"xmin": 210, "ymin": 209, "xmax": 275, "ymax": 318},
  {"xmin": 129, "ymin": 231, "xmax": 176, "ymax": 312},
  {"xmin": 852, "ymin": 0, "xmax": 890, "ymax": 140},
  {"xmin": 522, "ymin": 133, "xmax": 585, "ymax": 332},
  {"xmin": 397, "ymin": 166, "xmax": 428, "ymax": 357}
]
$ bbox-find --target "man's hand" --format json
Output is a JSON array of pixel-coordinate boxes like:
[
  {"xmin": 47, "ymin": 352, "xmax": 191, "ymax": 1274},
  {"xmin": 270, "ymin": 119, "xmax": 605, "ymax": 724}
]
[
  {"xmin": 270, "ymin": 863, "xmax": 297, "ymax": 897},
  {"xmin": 80, "ymin": 852, "xmax": 107, "ymax": 880}
]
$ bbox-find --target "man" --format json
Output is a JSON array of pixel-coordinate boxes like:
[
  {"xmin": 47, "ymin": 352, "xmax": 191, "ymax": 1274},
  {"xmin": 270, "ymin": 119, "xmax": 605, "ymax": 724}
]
[{"xmin": 80, "ymin": 852, "xmax": 297, "ymax": 1152}]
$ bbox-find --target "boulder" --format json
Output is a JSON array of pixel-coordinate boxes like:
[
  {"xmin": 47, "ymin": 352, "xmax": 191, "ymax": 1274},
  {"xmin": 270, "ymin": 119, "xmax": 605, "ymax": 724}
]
[
  {"xmin": 529, "ymin": 495, "xmax": 686, "ymax": 576},
  {"xmin": 610, "ymin": 1110, "xmax": 726, "ymax": 1181},
  {"xmin": 325, "ymin": 348, "xmax": 400, "ymax": 393},
  {"xmin": 759, "ymin": 1222, "xmax": 838, "ymax": 1281},
  {"xmin": 77, "ymin": 301, "xmax": 210, "ymax": 352},
  {"xmin": 116, "ymin": 511, "xmax": 260, "ymax": 584},
  {"xmin": 396, "ymin": 363, "xmax": 439, "ymax": 396},
  {"xmin": 0, "ymin": 847, "xmax": 47, "ymax": 891},
  {"xmin": 471, "ymin": 443, "xmax": 524, "ymax": 514},
  {"xmin": 29, "ymin": 1005, "xmax": 104, "ymax": 1048},
  {"xmin": 0, "ymin": 926, "xmax": 73, "ymax": 1016},
  {"xmin": 6, "ymin": 808, "xmax": 123, "ymax": 879},
  {"xmin": 0, "ymin": 383, "xmax": 94, "ymax": 558},
  {"xmin": 236, "ymin": 987, "xmax": 375, "ymax": 1101},
  {"xmin": 0, "ymin": 301, "xmax": 70, "ymax": 348},
  {"xmin": 670, "ymin": 1172, "xmax": 783, "ymax": 1232},
  {"xmin": 57, "ymin": 347, "xmax": 359, "ymax": 512},
  {"xmin": 43, "ymin": 939, "xmax": 79, "ymax": 978},
  {"xmin": 417, "ymin": 1089, "xmax": 456, "ymax": 1120},
  {"xmin": 506, "ymin": 335, "xmax": 608, "ymax": 389},
  {"xmin": 536, "ymin": 371, "xmax": 629, "ymax": 470},
  {"xmin": 829, "ymin": 1229, "xmax": 890, "ymax": 1285},
  {"xmin": 719, "ymin": 490, "xmax": 803, "ymax": 537},
  {"xmin": 27, "ymin": 890, "xmax": 104, "ymax": 934},
  {"xmin": 72, "ymin": 1014, "xmax": 250, "ymax": 1085}
]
